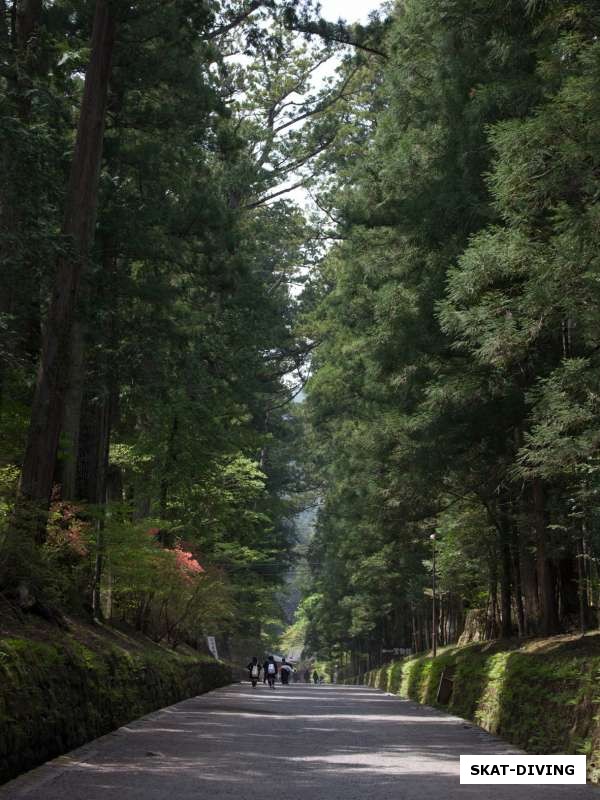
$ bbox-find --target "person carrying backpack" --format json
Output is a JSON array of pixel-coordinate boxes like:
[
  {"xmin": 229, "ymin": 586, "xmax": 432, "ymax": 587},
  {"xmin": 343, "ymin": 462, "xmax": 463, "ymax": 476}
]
[
  {"xmin": 247, "ymin": 656, "xmax": 261, "ymax": 688},
  {"xmin": 266, "ymin": 655, "xmax": 277, "ymax": 688},
  {"xmin": 280, "ymin": 657, "xmax": 292, "ymax": 686}
]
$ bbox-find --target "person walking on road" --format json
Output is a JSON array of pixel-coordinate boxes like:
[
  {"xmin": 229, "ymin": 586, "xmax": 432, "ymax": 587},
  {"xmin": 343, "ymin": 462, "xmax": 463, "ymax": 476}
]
[
  {"xmin": 303, "ymin": 668, "xmax": 310, "ymax": 683},
  {"xmin": 263, "ymin": 658, "xmax": 270, "ymax": 684},
  {"xmin": 280, "ymin": 657, "xmax": 292, "ymax": 685},
  {"xmin": 312, "ymin": 669, "xmax": 319, "ymax": 685},
  {"xmin": 266, "ymin": 655, "xmax": 277, "ymax": 688},
  {"xmin": 247, "ymin": 656, "xmax": 261, "ymax": 688}
]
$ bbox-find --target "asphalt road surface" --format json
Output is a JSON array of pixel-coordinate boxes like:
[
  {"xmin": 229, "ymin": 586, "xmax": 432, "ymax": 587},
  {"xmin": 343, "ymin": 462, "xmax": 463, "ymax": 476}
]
[{"xmin": 1, "ymin": 683, "xmax": 598, "ymax": 800}]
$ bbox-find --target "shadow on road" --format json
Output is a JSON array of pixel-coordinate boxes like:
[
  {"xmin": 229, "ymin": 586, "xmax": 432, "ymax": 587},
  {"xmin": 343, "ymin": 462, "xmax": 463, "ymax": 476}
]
[{"xmin": 1, "ymin": 685, "xmax": 597, "ymax": 800}]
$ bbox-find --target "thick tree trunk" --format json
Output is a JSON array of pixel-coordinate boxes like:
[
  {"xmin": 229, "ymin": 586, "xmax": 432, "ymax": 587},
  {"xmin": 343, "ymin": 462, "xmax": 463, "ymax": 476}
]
[
  {"xmin": 59, "ymin": 319, "xmax": 85, "ymax": 499},
  {"xmin": 76, "ymin": 237, "xmax": 118, "ymax": 505},
  {"xmin": 78, "ymin": 389, "xmax": 112, "ymax": 503},
  {"xmin": 17, "ymin": 1, "xmax": 117, "ymax": 538}
]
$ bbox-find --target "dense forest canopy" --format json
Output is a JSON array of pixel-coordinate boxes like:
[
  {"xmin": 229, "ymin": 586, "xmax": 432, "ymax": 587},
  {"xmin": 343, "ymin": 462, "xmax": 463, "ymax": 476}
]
[
  {"xmin": 0, "ymin": 0, "xmax": 332, "ymax": 652},
  {"xmin": 2, "ymin": 0, "xmax": 600, "ymax": 670},
  {"xmin": 297, "ymin": 0, "xmax": 600, "ymax": 676}
]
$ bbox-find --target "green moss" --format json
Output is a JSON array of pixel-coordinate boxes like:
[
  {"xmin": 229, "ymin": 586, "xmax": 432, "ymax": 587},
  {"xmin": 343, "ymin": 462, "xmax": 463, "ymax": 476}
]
[
  {"xmin": 0, "ymin": 630, "xmax": 230, "ymax": 784},
  {"xmin": 354, "ymin": 638, "xmax": 600, "ymax": 783},
  {"xmin": 387, "ymin": 660, "xmax": 403, "ymax": 694}
]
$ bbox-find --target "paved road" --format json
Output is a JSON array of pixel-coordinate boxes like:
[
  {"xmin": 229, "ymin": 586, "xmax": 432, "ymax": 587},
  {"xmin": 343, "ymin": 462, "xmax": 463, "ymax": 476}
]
[{"xmin": 1, "ymin": 684, "xmax": 597, "ymax": 799}]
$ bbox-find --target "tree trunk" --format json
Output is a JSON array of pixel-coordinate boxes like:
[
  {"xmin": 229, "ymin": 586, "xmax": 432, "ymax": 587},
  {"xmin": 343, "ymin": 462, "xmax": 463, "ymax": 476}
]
[
  {"xmin": 101, "ymin": 463, "xmax": 123, "ymax": 620},
  {"xmin": 92, "ymin": 522, "xmax": 104, "ymax": 620},
  {"xmin": 487, "ymin": 551, "xmax": 499, "ymax": 638},
  {"xmin": 0, "ymin": 0, "xmax": 42, "ymax": 400},
  {"xmin": 520, "ymin": 550, "xmax": 538, "ymax": 634},
  {"xmin": 439, "ymin": 595, "xmax": 445, "ymax": 646},
  {"xmin": 512, "ymin": 538, "xmax": 525, "ymax": 637},
  {"xmin": 499, "ymin": 514, "xmax": 513, "ymax": 638},
  {"xmin": 576, "ymin": 535, "xmax": 586, "ymax": 635},
  {"xmin": 17, "ymin": 0, "xmax": 117, "ymax": 539},
  {"xmin": 159, "ymin": 416, "xmax": 179, "ymax": 519},
  {"xmin": 0, "ymin": 1, "xmax": 8, "ymax": 45},
  {"xmin": 85, "ymin": 387, "xmax": 113, "ymax": 620},
  {"xmin": 14, "ymin": 0, "xmax": 43, "ymax": 116},
  {"xmin": 78, "ymin": 389, "xmax": 112, "ymax": 503},
  {"xmin": 59, "ymin": 319, "xmax": 85, "ymax": 499},
  {"xmin": 532, "ymin": 479, "xmax": 559, "ymax": 635},
  {"xmin": 558, "ymin": 553, "xmax": 579, "ymax": 621},
  {"xmin": 518, "ymin": 504, "xmax": 539, "ymax": 635},
  {"xmin": 15, "ymin": 0, "xmax": 42, "ymax": 53}
]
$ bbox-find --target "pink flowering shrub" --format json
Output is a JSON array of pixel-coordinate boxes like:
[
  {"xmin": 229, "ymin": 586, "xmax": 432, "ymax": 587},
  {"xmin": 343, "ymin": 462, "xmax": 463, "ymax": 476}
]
[{"xmin": 171, "ymin": 546, "xmax": 204, "ymax": 581}]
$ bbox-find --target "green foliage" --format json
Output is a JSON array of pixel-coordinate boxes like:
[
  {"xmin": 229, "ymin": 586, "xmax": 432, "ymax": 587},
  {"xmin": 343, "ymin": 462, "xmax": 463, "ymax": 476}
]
[
  {"xmin": 4, "ymin": 0, "xmax": 600, "ymax": 712},
  {"xmin": 298, "ymin": 0, "xmax": 600, "ymax": 665},
  {"xmin": 0, "ymin": 0, "xmax": 330, "ymax": 651}
]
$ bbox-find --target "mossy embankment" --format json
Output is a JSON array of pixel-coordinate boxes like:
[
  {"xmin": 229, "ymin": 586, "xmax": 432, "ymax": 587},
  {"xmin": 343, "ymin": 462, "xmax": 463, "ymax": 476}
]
[
  {"xmin": 0, "ymin": 616, "xmax": 231, "ymax": 784},
  {"xmin": 350, "ymin": 633, "xmax": 600, "ymax": 782}
]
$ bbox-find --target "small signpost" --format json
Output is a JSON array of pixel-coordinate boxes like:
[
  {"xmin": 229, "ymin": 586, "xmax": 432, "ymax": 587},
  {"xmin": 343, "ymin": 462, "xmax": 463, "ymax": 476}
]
[{"xmin": 382, "ymin": 647, "xmax": 412, "ymax": 656}]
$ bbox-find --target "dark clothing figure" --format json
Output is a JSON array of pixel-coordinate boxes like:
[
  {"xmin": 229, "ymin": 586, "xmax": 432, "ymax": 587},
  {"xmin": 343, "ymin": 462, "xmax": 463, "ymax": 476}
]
[
  {"xmin": 303, "ymin": 669, "xmax": 310, "ymax": 683},
  {"xmin": 266, "ymin": 656, "xmax": 277, "ymax": 688},
  {"xmin": 247, "ymin": 657, "xmax": 261, "ymax": 688},
  {"xmin": 313, "ymin": 670, "xmax": 319, "ymax": 685},
  {"xmin": 280, "ymin": 658, "xmax": 291, "ymax": 685},
  {"xmin": 263, "ymin": 660, "xmax": 270, "ymax": 684}
]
